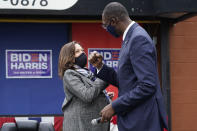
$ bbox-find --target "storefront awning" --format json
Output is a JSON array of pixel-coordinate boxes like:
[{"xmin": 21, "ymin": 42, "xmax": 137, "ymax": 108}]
[{"xmin": 0, "ymin": 0, "xmax": 197, "ymax": 22}]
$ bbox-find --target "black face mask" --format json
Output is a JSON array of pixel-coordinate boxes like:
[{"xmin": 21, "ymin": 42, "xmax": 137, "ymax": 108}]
[{"xmin": 75, "ymin": 53, "xmax": 87, "ymax": 68}]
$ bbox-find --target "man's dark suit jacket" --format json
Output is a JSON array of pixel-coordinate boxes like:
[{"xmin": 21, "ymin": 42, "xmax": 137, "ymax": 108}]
[{"xmin": 96, "ymin": 23, "xmax": 168, "ymax": 131}]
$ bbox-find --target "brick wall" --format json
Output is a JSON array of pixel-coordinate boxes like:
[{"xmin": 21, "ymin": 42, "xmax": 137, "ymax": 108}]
[{"xmin": 169, "ymin": 16, "xmax": 197, "ymax": 131}]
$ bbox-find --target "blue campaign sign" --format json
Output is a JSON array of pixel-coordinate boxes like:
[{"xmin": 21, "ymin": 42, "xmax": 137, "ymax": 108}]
[
  {"xmin": 88, "ymin": 48, "xmax": 120, "ymax": 71},
  {"xmin": 0, "ymin": 23, "xmax": 68, "ymax": 115},
  {"xmin": 6, "ymin": 50, "xmax": 52, "ymax": 78}
]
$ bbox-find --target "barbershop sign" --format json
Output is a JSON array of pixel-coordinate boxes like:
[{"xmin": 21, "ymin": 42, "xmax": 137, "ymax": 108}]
[
  {"xmin": 88, "ymin": 48, "xmax": 120, "ymax": 71},
  {"xmin": 0, "ymin": 0, "xmax": 78, "ymax": 10},
  {"xmin": 6, "ymin": 50, "xmax": 52, "ymax": 78}
]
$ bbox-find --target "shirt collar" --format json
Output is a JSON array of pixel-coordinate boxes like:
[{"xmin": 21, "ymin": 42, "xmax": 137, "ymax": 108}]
[{"xmin": 123, "ymin": 21, "xmax": 135, "ymax": 41}]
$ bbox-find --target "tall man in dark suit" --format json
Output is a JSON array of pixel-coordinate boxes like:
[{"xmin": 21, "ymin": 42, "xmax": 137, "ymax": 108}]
[{"xmin": 89, "ymin": 2, "xmax": 168, "ymax": 131}]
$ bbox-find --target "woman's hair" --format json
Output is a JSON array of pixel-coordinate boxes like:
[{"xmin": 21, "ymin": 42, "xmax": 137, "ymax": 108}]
[{"xmin": 58, "ymin": 41, "xmax": 77, "ymax": 79}]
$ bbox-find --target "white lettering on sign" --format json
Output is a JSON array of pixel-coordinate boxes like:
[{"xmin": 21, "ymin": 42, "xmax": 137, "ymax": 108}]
[
  {"xmin": 100, "ymin": 52, "xmax": 112, "ymax": 60},
  {"xmin": 0, "ymin": 0, "xmax": 78, "ymax": 10},
  {"xmin": 10, "ymin": 53, "xmax": 47, "ymax": 62},
  {"xmin": 11, "ymin": 62, "xmax": 47, "ymax": 70},
  {"xmin": 10, "ymin": 53, "xmax": 48, "ymax": 70},
  {"xmin": 104, "ymin": 61, "xmax": 119, "ymax": 68}
]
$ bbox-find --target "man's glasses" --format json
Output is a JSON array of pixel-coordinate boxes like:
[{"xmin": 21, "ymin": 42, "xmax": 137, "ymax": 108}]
[
  {"xmin": 102, "ymin": 20, "xmax": 111, "ymax": 30},
  {"xmin": 102, "ymin": 23, "xmax": 108, "ymax": 30}
]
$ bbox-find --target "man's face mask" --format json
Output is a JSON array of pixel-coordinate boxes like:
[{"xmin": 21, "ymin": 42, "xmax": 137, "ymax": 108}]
[
  {"xmin": 75, "ymin": 53, "xmax": 87, "ymax": 68},
  {"xmin": 106, "ymin": 24, "xmax": 120, "ymax": 38}
]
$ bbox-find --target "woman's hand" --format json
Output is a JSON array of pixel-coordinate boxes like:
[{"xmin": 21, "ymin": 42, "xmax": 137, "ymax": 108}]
[{"xmin": 88, "ymin": 51, "xmax": 103, "ymax": 70}]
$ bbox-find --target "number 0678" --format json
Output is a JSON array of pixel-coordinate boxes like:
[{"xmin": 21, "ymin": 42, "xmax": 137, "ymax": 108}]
[{"xmin": 10, "ymin": 0, "xmax": 48, "ymax": 7}]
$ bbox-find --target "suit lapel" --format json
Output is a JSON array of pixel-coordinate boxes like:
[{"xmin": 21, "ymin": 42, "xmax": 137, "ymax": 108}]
[
  {"xmin": 122, "ymin": 23, "xmax": 139, "ymax": 46},
  {"xmin": 119, "ymin": 23, "xmax": 139, "ymax": 59}
]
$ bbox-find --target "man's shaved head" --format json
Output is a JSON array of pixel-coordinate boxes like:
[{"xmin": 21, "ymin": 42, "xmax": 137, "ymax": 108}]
[{"xmin": 102, "ymin": 2, "xmax": 129, "ymax": 21}]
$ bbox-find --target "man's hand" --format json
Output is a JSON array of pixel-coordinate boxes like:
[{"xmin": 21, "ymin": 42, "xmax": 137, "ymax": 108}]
[
  {"xmin": 88, "ymin": 51, "xmax": 103, "ymax": 70},
  {"xmin": 100, "ymin": 103, "xmax": 115, "ymax": 123}
]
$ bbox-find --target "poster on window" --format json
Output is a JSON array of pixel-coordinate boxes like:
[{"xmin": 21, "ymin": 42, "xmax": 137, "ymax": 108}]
[
  {"xmin": 6, "ymin": 50, "xmax": 52, "ymax": 78},
  {"xmin": 88, "ymin": 48, "xmax": 120, "ymax": 72}
]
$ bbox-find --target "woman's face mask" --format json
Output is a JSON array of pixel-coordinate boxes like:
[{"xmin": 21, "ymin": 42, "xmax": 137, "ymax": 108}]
[
  {"xmin": 74, "ymin": 44, "xmax": 87, "ymax": 68},
  {"xmin": 75, "ymin": 53, "xmax": 87, "ymax": 68}
]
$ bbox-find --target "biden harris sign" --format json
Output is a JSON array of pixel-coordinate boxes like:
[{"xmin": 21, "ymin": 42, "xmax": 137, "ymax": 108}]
[
  {"xmin": 6, "ymin": 50, "xmax": 52, "ymax": 78},
  {"xmin": 88, "ymin": 48, "xmax": 120, "ymax": 71}
]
